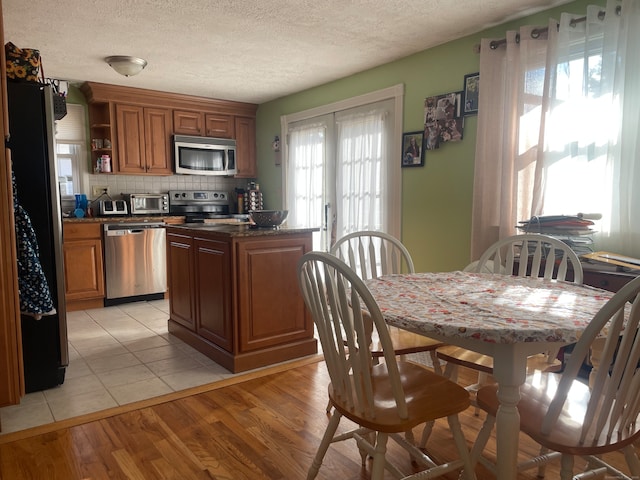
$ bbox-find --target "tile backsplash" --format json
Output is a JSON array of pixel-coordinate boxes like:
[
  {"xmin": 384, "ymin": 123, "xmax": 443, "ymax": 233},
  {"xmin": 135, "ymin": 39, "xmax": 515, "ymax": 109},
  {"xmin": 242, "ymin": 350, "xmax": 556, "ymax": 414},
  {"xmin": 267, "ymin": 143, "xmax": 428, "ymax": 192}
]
[
  {"xmin": 87, "ymin": 174, "xmax": 249, "ymax": 200},
  {"xmin": 62, "ymin": 174, "xmax": 252, "ymax": 215}
]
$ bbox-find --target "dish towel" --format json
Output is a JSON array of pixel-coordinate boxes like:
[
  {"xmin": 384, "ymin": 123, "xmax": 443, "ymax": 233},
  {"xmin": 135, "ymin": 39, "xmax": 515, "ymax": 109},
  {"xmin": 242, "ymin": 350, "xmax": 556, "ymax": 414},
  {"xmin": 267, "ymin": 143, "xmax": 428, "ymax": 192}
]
[{"xmin": 12, "ymin": 167, "xmax": 55, "ymax": 320}]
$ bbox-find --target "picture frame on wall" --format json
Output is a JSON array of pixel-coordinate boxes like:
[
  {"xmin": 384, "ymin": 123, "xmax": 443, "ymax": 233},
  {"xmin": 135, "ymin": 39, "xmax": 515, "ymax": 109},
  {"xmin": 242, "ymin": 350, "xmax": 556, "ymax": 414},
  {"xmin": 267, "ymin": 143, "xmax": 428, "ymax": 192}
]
[
  {"xmin": 463, "ymin": 72, "xmax": 479, "ymax": 115},
  {"xmin": 423, "ymin": 91, "xmax": 464, "ymax": 150},
  {"xmin": 401, "ymin": 131, "xmax": 425, "ymax": 167}
]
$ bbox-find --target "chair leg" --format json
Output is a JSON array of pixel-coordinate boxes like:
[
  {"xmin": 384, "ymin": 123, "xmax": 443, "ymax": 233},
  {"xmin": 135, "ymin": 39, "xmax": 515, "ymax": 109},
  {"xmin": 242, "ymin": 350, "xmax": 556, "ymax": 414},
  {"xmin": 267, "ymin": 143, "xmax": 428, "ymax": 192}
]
[
  {"xmin": 418, "ymin": 420, "xmax": 435, "ymax": 449},
  {"xmin": 559, "ymin": 453, "xmax": 575, "ymax": 480},
  {"xmin": 536, "ymin": 446, "xmax": 549, "ymax": 478},
  {"xmin": 430, "ymin": 350, "xmax": 443, "ymax": 376},
  {"xmin": 404, "ymin": 428, "xmax": 416, "ymax": 448},
  {"xmin": 370, "ymin": 432, "xmax": 389, "ymax": 480},
  {"xmin": 623, "ymin": 443, "xmax": 640, "ymax": 476},
  {"xmin": 469, "ymin": 412, "xmax": 495, "ymax": 472},
  {"xmin": 442, "ymin": 359, "xmax": 459, "ymax": 382},
  {"xmin": 306, "ymin": 411, "xmax": 342, "ymax": 480},
  {"xmin": 447, "ymin": 414, "xmax": 477, "ymax": 480}
]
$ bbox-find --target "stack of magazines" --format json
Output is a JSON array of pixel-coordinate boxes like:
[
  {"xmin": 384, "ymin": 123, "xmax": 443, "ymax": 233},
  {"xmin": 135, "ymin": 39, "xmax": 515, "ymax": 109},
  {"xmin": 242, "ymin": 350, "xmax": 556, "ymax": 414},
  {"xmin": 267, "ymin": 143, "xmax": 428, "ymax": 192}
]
[{"xmin": 517, "ymin": 215, "xmax": 596, "ymax": 255}]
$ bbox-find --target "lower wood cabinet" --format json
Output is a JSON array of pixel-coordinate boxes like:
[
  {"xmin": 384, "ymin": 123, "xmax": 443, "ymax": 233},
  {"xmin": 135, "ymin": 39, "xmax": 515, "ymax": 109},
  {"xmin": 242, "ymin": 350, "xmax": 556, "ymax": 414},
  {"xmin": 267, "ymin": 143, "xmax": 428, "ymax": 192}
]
[
  {"xmin": 166, "ymin": 227, "xmax": 317, "ymax": 372},
  {"xmin": 63, "ymin": 223, "xmax": 105, "ymax": 311},
  {"xmin": 166, "ymin": 232, "xmax": 195, "ymax": 330},
  {"xmin": 235, "ymin": 236, "xmax": 310, "ymax": 353},
  {"xmin": 195, "ymin": 237, "xmax": 233, "ymax": 351}
]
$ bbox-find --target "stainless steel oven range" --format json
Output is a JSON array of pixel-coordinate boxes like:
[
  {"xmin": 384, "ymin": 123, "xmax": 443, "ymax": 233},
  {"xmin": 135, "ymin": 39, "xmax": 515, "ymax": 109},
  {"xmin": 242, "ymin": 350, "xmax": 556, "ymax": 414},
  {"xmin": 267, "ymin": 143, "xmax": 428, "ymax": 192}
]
[{"xmin": 168, "ymin": 189, "xmax": 232, "ymax": 223}]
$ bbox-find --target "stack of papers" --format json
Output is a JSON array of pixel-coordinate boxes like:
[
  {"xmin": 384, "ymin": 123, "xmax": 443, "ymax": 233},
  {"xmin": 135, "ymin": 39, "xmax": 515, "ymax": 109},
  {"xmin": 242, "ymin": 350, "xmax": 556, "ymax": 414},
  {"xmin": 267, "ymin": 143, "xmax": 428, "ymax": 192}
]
[
  {"xmin": 517, "ymin": 215, "xmax": 595, "ymax": 236},
  {"xmin": 516, "ymin": 215, "xmax": 597, "ymax": 256}
]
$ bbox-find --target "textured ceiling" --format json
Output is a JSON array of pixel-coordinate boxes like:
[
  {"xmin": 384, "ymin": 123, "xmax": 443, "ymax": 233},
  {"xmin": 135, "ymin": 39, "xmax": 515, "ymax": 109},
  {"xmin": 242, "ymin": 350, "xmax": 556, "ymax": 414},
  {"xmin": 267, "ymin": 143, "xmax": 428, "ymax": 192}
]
[{"xmin": 3, "ymin": 0, "xmax": 572, "ymax": 104}]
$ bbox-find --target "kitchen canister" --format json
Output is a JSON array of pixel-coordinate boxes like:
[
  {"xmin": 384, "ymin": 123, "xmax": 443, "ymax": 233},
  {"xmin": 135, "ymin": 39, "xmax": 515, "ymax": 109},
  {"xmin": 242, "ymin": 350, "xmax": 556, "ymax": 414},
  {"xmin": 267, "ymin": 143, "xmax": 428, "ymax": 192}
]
[
  {"xmin": 100, "ymin": 155, "xmax": 111, "ymax": 173},
  {"xmin": 244, "ymin": 183, "xmax": 263, "ymax": 212}
]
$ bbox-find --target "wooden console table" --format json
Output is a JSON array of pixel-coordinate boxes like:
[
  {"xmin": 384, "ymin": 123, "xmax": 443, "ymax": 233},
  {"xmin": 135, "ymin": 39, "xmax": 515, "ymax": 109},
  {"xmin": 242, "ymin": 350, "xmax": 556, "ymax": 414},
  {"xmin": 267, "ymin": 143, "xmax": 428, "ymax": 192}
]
[{"xmin": 580, "ymin": 261, "xmax": 638, "ymax": 292}]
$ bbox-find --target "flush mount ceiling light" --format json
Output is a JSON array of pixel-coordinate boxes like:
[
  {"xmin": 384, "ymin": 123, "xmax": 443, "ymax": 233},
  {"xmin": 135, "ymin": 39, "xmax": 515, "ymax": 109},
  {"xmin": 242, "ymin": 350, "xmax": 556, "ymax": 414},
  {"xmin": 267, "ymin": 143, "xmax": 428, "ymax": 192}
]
[{"xmin": 105, "ymin": 55, "xmax": 148, "ymax": 77}]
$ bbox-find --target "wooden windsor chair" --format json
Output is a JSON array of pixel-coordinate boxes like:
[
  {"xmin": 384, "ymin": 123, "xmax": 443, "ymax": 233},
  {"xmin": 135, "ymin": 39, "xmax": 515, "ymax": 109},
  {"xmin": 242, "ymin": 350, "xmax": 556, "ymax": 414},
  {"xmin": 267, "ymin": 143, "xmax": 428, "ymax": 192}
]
[{"xmin": 297, "ymin": 251, "xmax": 477, "ymax": 480}]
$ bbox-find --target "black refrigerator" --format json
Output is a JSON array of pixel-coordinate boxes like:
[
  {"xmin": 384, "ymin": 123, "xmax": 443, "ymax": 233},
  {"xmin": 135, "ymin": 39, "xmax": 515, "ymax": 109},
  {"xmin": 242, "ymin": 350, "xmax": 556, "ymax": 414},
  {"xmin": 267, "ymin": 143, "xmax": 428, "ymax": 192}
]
[{"xmin": 7, "ymin": 81, "xmax": 68, "ymax": 393}]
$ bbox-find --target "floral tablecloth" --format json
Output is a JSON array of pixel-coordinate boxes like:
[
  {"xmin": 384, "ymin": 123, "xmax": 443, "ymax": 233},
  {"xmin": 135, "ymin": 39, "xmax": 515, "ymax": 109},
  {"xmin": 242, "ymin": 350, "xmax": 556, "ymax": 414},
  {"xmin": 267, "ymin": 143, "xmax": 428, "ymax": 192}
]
[{"xmin": 365, "ymin": 271, "xmax": 613, "ymax": 345}]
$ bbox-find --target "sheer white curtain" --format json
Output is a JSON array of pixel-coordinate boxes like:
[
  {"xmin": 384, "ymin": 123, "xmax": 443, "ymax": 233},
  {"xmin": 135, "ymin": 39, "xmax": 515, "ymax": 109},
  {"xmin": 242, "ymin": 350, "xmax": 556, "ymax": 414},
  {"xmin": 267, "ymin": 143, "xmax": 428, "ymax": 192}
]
[
  {"xmin": 335, "ymin": 105, "xmax": 390, "ymax": 236},
  {"xmin": 471, "ymin": 0, "xmax": 640, "ymax": 259},
  {"xmin": 285, "ymin": 121, "xmax": 328, "ymax": 250},
  {"xmin": 283, "ymin": 98, "xmax": 396, "ymax": 251}
]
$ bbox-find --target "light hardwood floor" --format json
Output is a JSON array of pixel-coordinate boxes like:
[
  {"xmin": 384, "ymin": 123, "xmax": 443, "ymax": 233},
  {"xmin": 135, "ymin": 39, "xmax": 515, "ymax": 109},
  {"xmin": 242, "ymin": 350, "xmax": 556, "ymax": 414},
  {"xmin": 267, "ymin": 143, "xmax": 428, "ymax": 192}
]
[{"xmin": 0, "ymin": 358, "xmax": 633, "ymax": 479}]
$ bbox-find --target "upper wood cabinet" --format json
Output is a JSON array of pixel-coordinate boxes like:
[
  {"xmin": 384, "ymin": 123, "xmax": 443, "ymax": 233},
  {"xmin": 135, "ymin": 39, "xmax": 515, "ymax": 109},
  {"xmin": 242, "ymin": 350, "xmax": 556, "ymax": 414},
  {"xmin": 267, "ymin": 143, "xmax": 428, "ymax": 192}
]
[
  {"xmin": 115, "ymin": 104, "xmax": 172, "ymax": 175},
  {"xmin": 234, "ymin": 116, "xmax": 257, "ymax": 178},
  {"xmin": 81, "ymin": 82, "xmax": 258, "ymax": 178},
  {"xmin": 144, "ymin": 107, "xmax": 173, "ymax": 174},
  {"xmin": 87, "ymin": 102, "xmax": 114, "ymax": 173},
  {"xmin": 173, "ymin": 111, "xmax": 235, "ymax": 139},
  {"xmin": 173, "ymin": 110, "xmax": 203, "ymax": 136},
  {"xmin": 204, "ymin": 113, "xmax": 234, "ymax": 138}
]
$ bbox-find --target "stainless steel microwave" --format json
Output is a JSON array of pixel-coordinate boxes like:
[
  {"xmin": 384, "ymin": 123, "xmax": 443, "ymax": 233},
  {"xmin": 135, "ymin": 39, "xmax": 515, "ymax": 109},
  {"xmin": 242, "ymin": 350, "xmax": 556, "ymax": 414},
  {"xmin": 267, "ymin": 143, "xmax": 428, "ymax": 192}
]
[{"xmin": 173, "ymin": 135, "xmax": 237, "ymax": 176}]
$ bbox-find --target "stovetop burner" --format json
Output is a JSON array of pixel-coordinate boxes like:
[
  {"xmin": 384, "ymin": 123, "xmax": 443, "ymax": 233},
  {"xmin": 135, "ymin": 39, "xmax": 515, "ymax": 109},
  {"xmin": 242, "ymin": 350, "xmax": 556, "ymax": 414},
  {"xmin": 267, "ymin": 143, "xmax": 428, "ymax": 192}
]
[{"xmin": 169, "ymin": 190, "xmax": 231, "ymax": 220}]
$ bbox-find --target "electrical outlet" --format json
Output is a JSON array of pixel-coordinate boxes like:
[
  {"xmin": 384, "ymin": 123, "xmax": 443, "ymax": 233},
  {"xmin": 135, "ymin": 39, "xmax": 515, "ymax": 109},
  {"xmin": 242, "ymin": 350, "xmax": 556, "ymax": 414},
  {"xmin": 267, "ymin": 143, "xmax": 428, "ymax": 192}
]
[{"xmin": 92, "ymin": 185, "xmax": 109, "ymax": 197}]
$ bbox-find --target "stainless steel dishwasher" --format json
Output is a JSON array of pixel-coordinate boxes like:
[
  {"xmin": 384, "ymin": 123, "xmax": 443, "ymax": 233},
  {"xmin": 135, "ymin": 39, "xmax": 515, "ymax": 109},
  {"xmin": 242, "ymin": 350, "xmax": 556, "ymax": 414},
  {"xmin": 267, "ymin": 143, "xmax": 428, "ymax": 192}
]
[{"xmin": 103, "ymin": 223, "xmax": 167, "ymax": 304}]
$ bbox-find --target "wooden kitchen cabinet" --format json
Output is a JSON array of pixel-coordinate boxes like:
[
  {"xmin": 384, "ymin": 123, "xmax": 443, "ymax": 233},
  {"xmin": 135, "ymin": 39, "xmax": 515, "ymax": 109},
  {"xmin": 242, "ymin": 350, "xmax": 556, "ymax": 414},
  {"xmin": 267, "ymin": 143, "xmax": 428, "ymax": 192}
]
[
  {"xmin": 166, "ymin": 226, "xmax": 317, "ymax": 372},
  {"xmin": 234, "ymin": 116, "xmax": 257, "ymax": 178},
  {"xmin": 194, "ymin": 237, "xmax": 233, "ymax": 352},
  {"xmin": 173, "ymin": 110, "xmax": 234, "ymax": 138},
  {"xmin": 81, "ymin": 82, "xmax": 257, "ymax": 177},
  {"xmin": 235, "ymin": 235, "xmax": 310, "ymax": 353},
  {"xmin": 87, "ymin": 102, "xmax": 114, "ymax": 174},
  {"xmin": 167, "ymin": 232, "xmax": 233, "ymax": 350},
  {"xmin": 173, "ymin": 109, "xmax": 203, "ymax": 136},
  {"xmin": 63, "ymin": 223, "xmax": 105, "ymax": 311},
  {"xmin": 115, "ymin": 104, "xmax": 173, "ymax": 175},
  {"xmin": 204, "ymin": 113, "xmax": 234, "ymax": 138},
  {"xmin": 166, "ymin": 231, "xmax": 195, "ymax": 330}
]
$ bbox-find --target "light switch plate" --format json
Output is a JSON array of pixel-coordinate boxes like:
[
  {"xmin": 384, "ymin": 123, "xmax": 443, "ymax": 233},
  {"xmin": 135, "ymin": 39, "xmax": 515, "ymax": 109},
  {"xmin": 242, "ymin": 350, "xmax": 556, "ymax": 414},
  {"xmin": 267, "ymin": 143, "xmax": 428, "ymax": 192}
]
[{"xmin": 92, "ymin": 185, "xmax": 109, "ymax": 197}]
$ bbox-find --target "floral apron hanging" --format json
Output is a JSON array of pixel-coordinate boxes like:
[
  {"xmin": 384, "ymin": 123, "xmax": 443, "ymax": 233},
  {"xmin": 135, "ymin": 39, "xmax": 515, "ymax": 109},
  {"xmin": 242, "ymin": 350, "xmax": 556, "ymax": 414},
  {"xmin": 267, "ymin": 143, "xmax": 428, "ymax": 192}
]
[{"xmin": 12, "ymin": 167, "xmax": 55, "ymax": 319}]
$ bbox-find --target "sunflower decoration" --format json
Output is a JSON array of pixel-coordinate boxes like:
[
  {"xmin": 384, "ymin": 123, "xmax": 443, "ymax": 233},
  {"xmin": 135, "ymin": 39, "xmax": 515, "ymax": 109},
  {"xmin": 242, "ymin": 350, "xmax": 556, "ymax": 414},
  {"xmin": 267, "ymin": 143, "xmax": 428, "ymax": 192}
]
[{"xmin": 4, "ymin": 42, "xmax": 41, "ymax": 82}]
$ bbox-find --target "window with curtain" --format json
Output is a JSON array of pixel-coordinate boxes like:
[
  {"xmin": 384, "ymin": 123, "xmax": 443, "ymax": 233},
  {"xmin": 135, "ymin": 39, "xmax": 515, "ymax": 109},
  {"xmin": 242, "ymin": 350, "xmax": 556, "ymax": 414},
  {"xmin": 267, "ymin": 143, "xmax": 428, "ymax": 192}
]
[
  {"xmin": 471, "ymin": 0, "xmax": 640, "ymax": 259},
  {"xmin": 55, "ymin": 104, "xmax": 86, "ymax": 200},
  {"xmin": 282, "ymin": 86, "xmax": 402, "ymax": 251}
]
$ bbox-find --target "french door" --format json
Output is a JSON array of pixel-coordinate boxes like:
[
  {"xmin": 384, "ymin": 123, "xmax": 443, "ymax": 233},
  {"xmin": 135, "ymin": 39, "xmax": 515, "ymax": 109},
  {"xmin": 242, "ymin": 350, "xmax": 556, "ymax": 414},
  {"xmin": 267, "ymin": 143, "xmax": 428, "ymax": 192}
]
[{"xmin": 282, "ymin": 86, "xmax": 403, "ymax": 251}]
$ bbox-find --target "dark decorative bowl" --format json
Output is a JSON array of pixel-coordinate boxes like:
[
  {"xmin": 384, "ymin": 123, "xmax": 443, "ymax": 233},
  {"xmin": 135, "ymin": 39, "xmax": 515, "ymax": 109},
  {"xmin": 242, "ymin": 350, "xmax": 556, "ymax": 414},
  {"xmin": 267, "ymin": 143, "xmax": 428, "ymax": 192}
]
[{"xmin": 249, "ymin": 210, "xmax": 289, "ymax": 228}]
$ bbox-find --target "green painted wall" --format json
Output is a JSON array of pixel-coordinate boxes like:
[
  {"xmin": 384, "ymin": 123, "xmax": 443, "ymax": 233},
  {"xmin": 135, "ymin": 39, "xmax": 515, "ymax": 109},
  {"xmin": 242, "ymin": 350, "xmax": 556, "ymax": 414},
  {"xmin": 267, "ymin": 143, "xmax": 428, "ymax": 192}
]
[{"xmin": 255, "ymin": 0, "xmax": 601, "ymax": 273}]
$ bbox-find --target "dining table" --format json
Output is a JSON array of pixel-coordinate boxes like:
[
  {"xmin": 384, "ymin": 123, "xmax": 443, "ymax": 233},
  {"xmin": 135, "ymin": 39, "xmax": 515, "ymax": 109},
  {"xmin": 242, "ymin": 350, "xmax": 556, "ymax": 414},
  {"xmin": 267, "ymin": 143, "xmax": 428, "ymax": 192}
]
[{"xmin": 364, "ymin": 270, "xmax": 614, "ymax": 480}]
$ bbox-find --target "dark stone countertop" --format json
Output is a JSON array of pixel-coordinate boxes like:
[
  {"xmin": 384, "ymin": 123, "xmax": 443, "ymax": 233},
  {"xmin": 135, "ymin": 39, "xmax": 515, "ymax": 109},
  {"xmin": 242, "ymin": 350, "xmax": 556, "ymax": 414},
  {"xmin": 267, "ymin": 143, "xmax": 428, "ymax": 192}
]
[
  {"xmin": 166, "ymin": 223, "xmax": 318, "ymax": 237},
  {"xmin": 63, "ymin": 215, "xmax": 185, "ymax": 224}
]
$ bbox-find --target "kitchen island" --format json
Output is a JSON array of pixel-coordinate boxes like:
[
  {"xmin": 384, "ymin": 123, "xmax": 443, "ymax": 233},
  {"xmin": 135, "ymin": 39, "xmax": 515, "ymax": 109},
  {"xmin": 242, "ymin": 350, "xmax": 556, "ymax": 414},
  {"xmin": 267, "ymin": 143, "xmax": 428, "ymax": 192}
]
[{"xmin": 165, "ymin": 224, "xmax": 318, "ymax": 373}]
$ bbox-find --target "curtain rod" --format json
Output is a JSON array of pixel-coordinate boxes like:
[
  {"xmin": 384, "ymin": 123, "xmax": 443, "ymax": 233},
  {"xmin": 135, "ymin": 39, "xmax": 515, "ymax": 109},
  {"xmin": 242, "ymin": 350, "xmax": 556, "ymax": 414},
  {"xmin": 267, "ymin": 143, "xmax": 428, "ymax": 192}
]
[{"xmin": 485, "ymin": 5, "xmax": 621, "ymax": 50}]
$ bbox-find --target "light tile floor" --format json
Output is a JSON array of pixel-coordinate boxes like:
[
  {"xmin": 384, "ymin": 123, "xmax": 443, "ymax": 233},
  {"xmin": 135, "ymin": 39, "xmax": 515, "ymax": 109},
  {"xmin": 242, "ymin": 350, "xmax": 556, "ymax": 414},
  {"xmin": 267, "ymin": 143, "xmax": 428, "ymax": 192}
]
[{"xmin": 0, "ymin": 299, "xmax": 248, "ymax": 435}]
